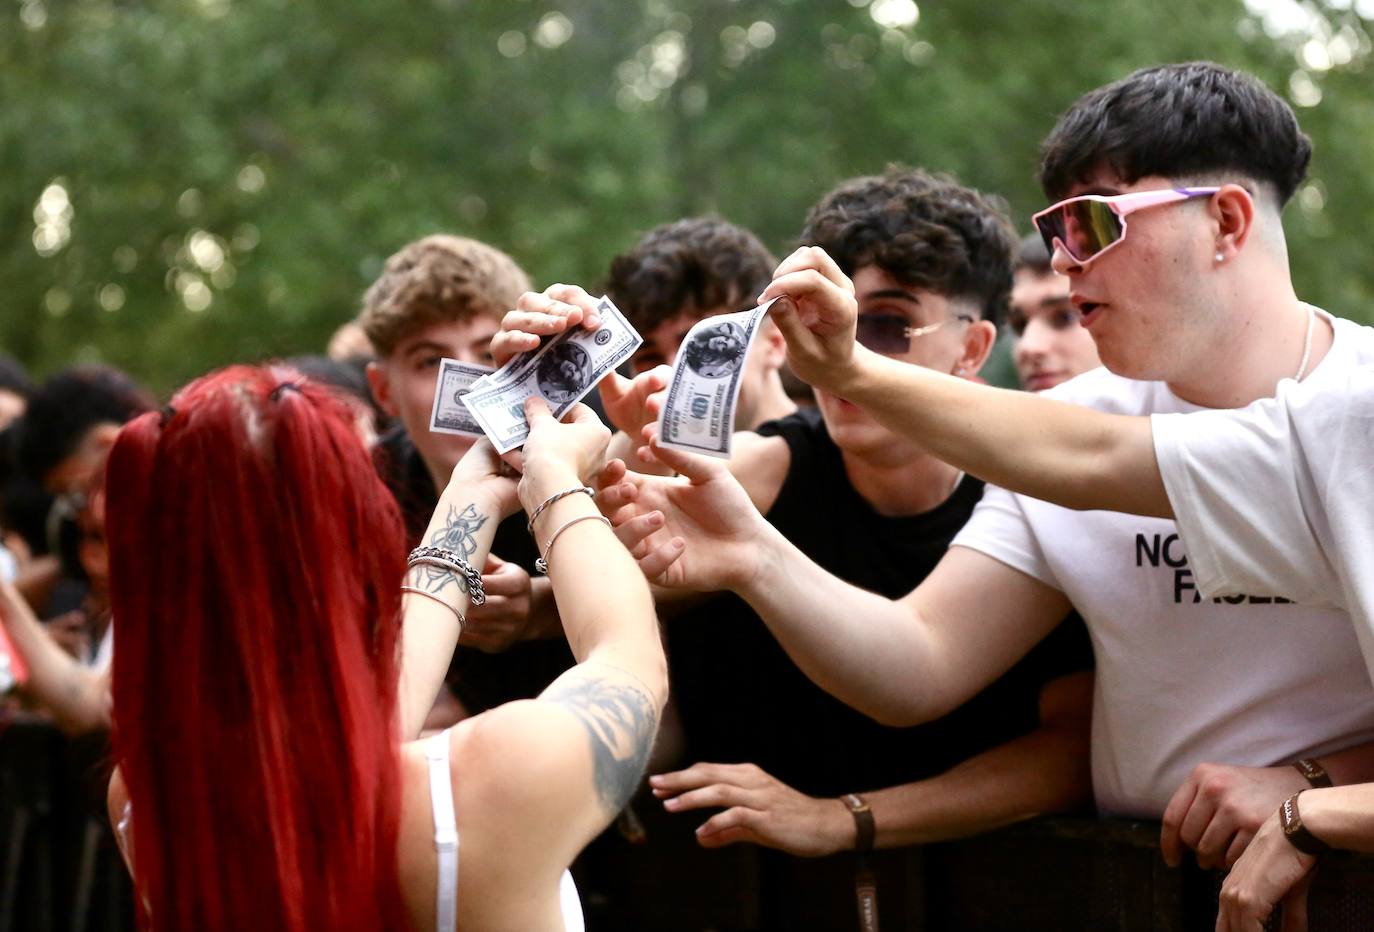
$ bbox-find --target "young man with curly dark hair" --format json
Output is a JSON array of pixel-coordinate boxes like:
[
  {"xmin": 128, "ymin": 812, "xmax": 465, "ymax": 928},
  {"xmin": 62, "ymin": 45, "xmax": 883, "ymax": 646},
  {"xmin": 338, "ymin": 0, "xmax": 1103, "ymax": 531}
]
[{"xmin": 601, "ymin": 216, "xmax": 796, "ymax": 434}]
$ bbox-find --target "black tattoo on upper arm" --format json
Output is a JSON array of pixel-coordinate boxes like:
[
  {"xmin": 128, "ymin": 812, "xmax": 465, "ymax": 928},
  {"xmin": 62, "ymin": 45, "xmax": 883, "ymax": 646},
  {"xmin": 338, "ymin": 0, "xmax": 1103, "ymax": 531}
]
[
  {"xmin": 544, "ymin": 674, "xmax": 658, "ymax": 815},
  {"xmin": 409, "ymin": 503, "xmax": 488, "ymax": 596}
]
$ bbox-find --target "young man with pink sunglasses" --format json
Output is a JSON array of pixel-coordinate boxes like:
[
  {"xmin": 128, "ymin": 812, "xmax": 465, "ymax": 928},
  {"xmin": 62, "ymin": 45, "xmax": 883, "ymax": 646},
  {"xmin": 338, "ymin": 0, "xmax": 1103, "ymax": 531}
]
[{"xmin": 606, "ymin": 61, "xmax": 1374, "ymax": 879}]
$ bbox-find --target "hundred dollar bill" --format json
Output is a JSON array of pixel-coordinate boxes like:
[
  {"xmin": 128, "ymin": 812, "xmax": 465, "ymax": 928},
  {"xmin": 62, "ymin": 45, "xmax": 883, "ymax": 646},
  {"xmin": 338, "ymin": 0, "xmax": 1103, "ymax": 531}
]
[
  {"xmin": 428, "ymin": 358, "xmax": 496, "ymax": 436},
  {"xmin": 461, "ymin": 296, "xmax": 641, "ymax": 453},
  {"xmin": 656, "ymin": 298, "xmax": 777, "ymax": 459}
]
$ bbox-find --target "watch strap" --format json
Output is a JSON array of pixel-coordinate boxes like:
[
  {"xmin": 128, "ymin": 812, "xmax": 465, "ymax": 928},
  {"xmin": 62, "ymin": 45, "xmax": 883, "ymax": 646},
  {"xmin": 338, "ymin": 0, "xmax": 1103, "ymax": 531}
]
[
  {"xmin": 1280, "ymin": 791, "xmax": 1330, "ymax": 857},
  {"xmin": 843, "ymin": 793, "xmax": 876, "ymax": 853},
  {"xmin": 1293, "ymin": 758, "xmax": 1333, "ymax": 788}
]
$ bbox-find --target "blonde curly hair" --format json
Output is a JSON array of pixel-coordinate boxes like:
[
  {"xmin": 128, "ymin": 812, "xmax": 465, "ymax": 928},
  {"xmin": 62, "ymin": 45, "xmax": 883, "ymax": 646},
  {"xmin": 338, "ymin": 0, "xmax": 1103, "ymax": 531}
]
[{"xmin": 359, "ymin": 235, "xmax": 530, "ymax": 357}]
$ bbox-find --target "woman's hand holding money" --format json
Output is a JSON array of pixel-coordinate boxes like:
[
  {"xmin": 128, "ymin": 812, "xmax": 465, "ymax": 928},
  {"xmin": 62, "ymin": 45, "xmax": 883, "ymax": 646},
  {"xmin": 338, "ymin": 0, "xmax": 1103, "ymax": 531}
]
[
  {"xmin": 758, "ymin": 246, "xmax": 873, "ymax": 395},
  {"xmin": 518, "ymin": 398, "xmax": 611, "ymax": 513}
]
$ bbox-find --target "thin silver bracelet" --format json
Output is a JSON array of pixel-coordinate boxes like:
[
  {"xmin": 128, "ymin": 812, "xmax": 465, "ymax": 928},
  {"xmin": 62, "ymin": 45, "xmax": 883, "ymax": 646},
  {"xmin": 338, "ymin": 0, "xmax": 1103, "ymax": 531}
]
[
  {"xmin": 526, "ymin": 485, "xmax": 595, "ymax": 533},
  {"xmin": 400, "ymin": 586, "xmax": 466, "ymax": 628},
  {"xmin": 536, "ymin": 514, "xmax": 611, "ymax": 574}
]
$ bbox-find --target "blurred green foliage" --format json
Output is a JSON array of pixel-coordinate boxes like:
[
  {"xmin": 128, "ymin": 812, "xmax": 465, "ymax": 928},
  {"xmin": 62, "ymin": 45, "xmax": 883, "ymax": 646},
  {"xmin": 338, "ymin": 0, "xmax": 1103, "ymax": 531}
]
[{"xmin": 2, "ymin": 0, "xmax": 1371, "ymax": 393}]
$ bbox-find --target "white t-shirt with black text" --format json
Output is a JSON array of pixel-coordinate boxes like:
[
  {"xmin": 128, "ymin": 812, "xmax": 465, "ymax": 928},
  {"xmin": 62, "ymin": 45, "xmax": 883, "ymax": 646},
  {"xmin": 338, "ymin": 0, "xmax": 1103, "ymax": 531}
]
[
  {"xmin": 1153, "ymin": 347, "xmax": 1374, "ymax": 681},
  {"xmin": 951, "ymin": 310, "xmax": 1374, "ymax": 817}
]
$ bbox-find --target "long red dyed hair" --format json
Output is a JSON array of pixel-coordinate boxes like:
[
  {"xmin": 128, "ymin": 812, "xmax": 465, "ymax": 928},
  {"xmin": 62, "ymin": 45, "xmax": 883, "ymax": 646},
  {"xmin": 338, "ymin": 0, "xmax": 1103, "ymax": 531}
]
[{"xmin": 106, "ymin": 365, "xmax": 411, "ymax": 931}]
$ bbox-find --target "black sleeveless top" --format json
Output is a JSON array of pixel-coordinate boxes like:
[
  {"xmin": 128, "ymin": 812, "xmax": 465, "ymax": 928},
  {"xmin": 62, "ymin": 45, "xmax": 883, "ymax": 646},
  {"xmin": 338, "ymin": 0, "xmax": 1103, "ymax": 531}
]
[{"xmin": 666, "ymin": 407, "xmax": 1094, "ymax": 795}]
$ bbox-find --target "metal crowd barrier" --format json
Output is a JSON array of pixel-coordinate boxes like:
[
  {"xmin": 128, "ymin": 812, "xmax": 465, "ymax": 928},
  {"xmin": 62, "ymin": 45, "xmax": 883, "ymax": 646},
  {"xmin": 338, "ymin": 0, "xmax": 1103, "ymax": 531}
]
[
  {"xmin": 0, "ymin": 718, "xmax": 132, "ymax": 932},
  {"xmin": 3, "ymin": 717, "xmax": 1371, "ymax": 930}
]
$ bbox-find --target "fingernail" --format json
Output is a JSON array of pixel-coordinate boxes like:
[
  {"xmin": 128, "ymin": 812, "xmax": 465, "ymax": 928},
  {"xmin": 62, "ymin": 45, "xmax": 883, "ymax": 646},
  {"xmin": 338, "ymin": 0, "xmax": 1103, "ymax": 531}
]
[
  {"xmin": 648, "ymin": 774, "xmax": 663, "ymax": 785},
  {"xmin": 648, "ymin": 513, "xmax": 663, "ymax": 527},
  {"xmin": 663, "ymin": 798, "xmax": 679, "ymax": 810}
]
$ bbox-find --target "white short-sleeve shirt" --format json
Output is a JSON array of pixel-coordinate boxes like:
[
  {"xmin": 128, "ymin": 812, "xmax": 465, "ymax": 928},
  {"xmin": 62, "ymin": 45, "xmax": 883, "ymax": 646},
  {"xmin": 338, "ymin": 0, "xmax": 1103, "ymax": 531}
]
[
  {"xmin": 952, "ymin": 310, "xmax": 1374, "ymax": 817},
  {"xmin": 1153, "ymin": 347, "xmax": 1374, "ymax": 683}
]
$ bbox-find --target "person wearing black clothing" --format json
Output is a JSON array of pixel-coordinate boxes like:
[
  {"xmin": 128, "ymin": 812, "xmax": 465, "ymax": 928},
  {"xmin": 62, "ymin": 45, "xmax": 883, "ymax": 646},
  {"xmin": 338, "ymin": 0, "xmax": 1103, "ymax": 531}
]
[{"xmin": 496, "ymin": 170, "xmax": 1096, "ymax": 930}]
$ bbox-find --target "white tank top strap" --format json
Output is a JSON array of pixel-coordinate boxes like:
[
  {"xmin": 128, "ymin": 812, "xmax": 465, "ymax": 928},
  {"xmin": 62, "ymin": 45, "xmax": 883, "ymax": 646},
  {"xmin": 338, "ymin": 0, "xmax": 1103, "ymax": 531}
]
[
  {"xmin": 424, "ymin": 728, "xmax": 459, "ymax": 932},
  {"xmin": 424, "ymin": 726, "xmax": 584, "ymax": 932}
]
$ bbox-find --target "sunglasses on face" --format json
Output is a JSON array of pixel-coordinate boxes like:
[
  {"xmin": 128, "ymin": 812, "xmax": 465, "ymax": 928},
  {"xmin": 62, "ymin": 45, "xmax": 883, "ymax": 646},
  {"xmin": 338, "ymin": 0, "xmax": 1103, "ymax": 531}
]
[
  {"xmin": 1032, "ymin": 187, "xmax": 1221, "ymax": 267},
  {"xmin": 855, "ymin": 313, "xmax": 974, "ymax": 355}
]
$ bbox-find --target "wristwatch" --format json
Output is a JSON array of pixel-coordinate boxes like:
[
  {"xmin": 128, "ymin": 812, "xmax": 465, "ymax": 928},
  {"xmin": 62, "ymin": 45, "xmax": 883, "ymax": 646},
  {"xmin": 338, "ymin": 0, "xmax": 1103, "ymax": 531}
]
[
  {"xmin": 1280, "ymin": 791, "xmax": 1330, "ymax": 857},
  {"xmin": 843, "ymin": 793, "xmax": 876, "ymax": 853}
]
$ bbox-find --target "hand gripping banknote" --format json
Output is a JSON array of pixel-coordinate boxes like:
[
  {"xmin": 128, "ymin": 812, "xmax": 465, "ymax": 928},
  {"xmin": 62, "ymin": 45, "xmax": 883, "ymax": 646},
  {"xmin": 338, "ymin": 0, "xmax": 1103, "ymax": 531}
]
[
  {"xmin": 460, "ymin": 296, "xmax": 642, "ymax": 453},
  {"xmin": 429, "ymin": 359, "xmax": 496, "ymax": 436},
  {"xmin": 655, "ymin": 298, "xmax": 776, "ymax": 459}
]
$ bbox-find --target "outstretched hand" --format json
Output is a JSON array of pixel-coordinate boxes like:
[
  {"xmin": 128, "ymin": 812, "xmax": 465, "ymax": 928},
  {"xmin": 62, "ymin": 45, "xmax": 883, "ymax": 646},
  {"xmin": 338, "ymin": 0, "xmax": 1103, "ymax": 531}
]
[
  {"xmin": 650, "ymin": 762, "xmax": 853, "ymax": 857},
  {"xmin": 593, "ymin": 433, "xmax": 771, "ymax": 593},
  {"xmin": 599, "ymin": 365, "xmax": 671, "ymax": 440},
  {"xmin": 519, "ymin": 399, "xmax": 611, "ymax": 511},
  {"xmin": 758, "ymin": 246, "xmax": 864, "ymax": 393}
]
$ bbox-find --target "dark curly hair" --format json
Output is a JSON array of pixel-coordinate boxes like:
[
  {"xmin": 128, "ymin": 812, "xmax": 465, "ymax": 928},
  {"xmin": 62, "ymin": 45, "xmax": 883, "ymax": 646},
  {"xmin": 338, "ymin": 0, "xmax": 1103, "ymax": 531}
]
[
  {"xmin": 603, "ymin": 217, "xmax": 777, "ymax": 333},
  {"xmin": 1039, "ymin": 62, "xmax": 1311, "ymax": 206},
  {"xmin": 14, "ymin": 364, "xmax": 154, "ymax": 485},
  {"xmin": 359, "ymin": 235, "xmax": 530, "ymax": 358},
  {"xmin": 800, "ymin": 168, "xmax": 1017, "ymax": 326}
]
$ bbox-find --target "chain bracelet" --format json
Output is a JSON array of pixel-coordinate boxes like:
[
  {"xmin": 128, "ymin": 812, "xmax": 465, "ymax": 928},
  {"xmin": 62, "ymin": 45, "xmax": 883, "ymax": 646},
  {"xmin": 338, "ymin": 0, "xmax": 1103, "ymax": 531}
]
[{"xmin": 406, "ymin": 546, "xmax": 486, "ymax": 606}]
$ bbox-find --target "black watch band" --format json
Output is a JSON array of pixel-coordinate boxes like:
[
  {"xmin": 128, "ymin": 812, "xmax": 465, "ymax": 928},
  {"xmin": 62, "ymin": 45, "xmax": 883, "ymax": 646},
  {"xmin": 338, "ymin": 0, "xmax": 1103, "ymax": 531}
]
[
  {"xmin": 1280, "ymin": 791, "xmax": 1331, "ymax": 857},
  {"xmin": 844, "ymin": 793, "xmax": 876, "ymax": 853}
]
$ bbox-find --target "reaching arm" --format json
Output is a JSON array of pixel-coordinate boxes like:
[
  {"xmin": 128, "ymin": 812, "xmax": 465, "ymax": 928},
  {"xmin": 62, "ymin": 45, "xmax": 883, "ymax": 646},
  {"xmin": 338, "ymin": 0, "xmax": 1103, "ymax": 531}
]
[
  {"xmin": 443, "ymin": 401, "xmax": 667, "ymax": 928},
  {"xmin": 759, "ymin": 246, "xmax": 1170, "ymax": 518},
  {"xmin": 0, "ymin": 579, "xmax": 109, "ymax": 735},
  {"xmin": 395, "ymin": 441, "xmax": 513, "ymax": 739},
  {"xmin": 651, "ymin": 670, "xmax": 1093, "ymax": 855},
  {"xmin": 611, "ymin": 437, "xmax": 1072, "ymax": 725}
]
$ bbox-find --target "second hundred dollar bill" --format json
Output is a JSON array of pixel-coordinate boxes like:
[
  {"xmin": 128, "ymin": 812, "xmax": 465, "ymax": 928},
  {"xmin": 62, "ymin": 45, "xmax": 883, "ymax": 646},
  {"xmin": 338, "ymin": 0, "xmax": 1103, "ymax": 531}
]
[
  {"xmin": 461, "ymin": 296, "xmax": 641, "ymax": 453},
  {"xmin": 656, "ymin": 299, "xmax": 776, "ymax": 459},
  {"xmin": 429, "ymin": 359, "xmax": 496, "ymax": 436}
]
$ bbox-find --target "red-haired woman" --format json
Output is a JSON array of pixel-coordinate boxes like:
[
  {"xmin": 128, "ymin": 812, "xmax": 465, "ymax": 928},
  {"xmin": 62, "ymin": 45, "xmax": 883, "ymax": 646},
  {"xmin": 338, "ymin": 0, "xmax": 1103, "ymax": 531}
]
[{"xmin": 7, "ymin": 364, "xmax": 667, "ymax": 932}]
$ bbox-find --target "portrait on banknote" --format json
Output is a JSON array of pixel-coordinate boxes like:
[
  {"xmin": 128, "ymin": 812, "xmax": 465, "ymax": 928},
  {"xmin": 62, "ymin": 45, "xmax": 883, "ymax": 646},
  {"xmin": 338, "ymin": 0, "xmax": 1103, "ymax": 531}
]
[
  {"xmin": 536, "ymin": 342, "xmax": 592, "ymax": 403},
  {"xmin": 683, "ymin": 321, "xmax": 747, "ymax": 379}
]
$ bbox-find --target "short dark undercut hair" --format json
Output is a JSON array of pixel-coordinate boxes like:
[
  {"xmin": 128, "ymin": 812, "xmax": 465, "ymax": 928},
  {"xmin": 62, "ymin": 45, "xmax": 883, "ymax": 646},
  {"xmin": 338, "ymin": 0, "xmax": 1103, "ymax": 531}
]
[
  {"xmin": 603, "ymin": 217, "xmax": 777, "ymax": 334},
  {"xmin": 1014, "ymin": 234, "xmax": 1053, "ymax": 275},
  {"xmin": 1039, "ymin": 61, "xmax": 1312, "ymax": 206},
  {"xmin": 800, "ymin": 167, "xmax": 1017, "ymax": 326}
]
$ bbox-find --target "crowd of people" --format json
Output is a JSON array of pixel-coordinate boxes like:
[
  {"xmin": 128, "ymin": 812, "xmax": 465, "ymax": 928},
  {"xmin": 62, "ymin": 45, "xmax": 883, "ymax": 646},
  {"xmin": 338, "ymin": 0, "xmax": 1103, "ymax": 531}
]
[{"xmin": 0, "ymin": 59, "xmax": 1368, "ymax": 931}]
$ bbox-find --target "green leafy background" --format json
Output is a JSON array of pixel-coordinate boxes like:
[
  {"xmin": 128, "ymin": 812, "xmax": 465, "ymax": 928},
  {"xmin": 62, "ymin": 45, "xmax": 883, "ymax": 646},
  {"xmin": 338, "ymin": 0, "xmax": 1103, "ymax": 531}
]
[{"xmin": 4, "ymin": 0, "xmax": 1371, "ymax": 393}]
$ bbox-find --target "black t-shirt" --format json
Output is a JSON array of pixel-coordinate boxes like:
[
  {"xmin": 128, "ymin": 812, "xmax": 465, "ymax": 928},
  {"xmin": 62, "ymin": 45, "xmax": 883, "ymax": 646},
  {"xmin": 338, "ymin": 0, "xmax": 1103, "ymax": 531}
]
[
  {"xmin": 667, "ymin": 407, "xmax": 1094, "ymax": 797},
  {"xmin": 372, "ymin": 427, "xmax": 573, "ymax": 713}
]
